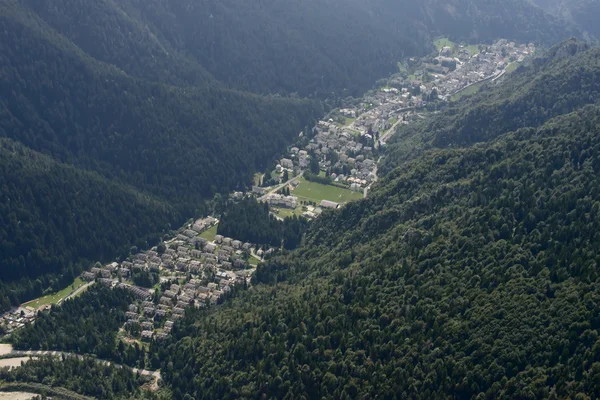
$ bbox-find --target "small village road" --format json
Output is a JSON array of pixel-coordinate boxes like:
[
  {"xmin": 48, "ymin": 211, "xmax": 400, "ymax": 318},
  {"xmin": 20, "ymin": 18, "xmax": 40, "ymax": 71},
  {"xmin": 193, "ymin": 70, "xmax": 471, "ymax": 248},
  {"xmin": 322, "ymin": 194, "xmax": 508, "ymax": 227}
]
[
  {"xmin": 60, "ymin": 282, "xmax": 93, "ymax": 304},
  {"xmin": 0, "ymin": 345, "xmax": 160, "ymax": 379},
  {"xmin": 258, "ymin": 171, "xmax": 304, "ymax": 201}
]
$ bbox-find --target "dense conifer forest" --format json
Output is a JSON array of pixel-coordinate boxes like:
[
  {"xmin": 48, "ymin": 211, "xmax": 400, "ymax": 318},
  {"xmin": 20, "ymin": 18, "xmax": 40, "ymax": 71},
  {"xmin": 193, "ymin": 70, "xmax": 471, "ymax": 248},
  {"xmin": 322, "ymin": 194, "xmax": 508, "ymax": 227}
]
[
  {"xmin": 217, "ymin": 198, "xmax": 309, "ymax": 249},
  {"xmin": 0, "ymin": 356, "xmax": 149, "ymax": 399},
  {"xmin": 1, "ymin": 0, "xmax": 598, "ymax": 398},
  {"xmin": 0, "ymin": 0, "xmax": 320, "ymax": 304},
  {"xmin": 154, "ymin": 41, "xmax": 600, "ymax": 399}
]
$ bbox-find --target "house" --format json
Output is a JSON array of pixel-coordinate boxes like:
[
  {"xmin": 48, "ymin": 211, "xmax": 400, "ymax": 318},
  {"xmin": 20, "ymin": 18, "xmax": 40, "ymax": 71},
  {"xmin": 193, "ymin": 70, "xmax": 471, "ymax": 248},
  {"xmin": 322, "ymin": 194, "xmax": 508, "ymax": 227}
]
[
  {"xmin": 242, "ymin": 242, "xmax": 252, "ymax": 251},
  {"xmin": 204, "ymin": 243, "xmax": 216, "ymax": 253},
  {"xmin": 160, "ymin": 297, "xmax": 172, "ymax": 306},
  {"xmin": 320, "ymin": 200, "xmax": 339, "ymax": 209},
  {"xmin": 141, "ymin": 321, "xmax": 153, "ymax": 331},
  {"xmin": 148, "ymin": 262, "xmax": 160, "ymax": 272},
  {"xmin": 177, "ymin": 301, "xmax": 190, "ymax": 309},
  {"xmin": 222, "ymin": 237, "xmax": 233, "ymax": 246},
  {"xmin": 155, "ymin": 332, "xmax": 169, "ymax": 341},
  {"xmin": 221, "ymin": 261, "xmax": 232, "ymax": 269},
  {"xmin": 141, "ymin": 331, "xmax": 153, "ymax": 340},
  {"xmin": 156, "ymin": 309, "xmax": 167, "ymax": 318},
  {"xmin": 173, "ymin": 307, "xmax": 185, "ymax": 315},
  {"xmin": 144, "ymin": 307, "xmax": 155, "ymax": 317},
  {"xmin": 164, "ymin": 290, "xmax": 177, "ymax": 298},
  {"xmin": 234, "ymin": 259, "xmax": 247, "ymax": 269},
  {"xmin": 183, "ymin": 229, "xmax": 197, "ymax": 238},
  {"xmin": 82, "ymin": 272, "xmax": 96, "ymax": 281},
  {"xmin": 231, "ymin": 240, "xmax": 242, "ymax": 249},
  {"xmin": 98, "ymin": 278, "xmax": 113, "ymax": 287},
  {"xmin": 126, "ymin": 311, "xmax": 138, "ymax": 319},
  {"xmin": 117, "ymin": 283, "xmax": 151, "ymax": 300},
  {"xmin": 265, "ymin": 194, "xmax": 298, "ymax": 209},
  {"xmin": 280, "ymin": 158, "xmax": 294, "ymax": 169}
]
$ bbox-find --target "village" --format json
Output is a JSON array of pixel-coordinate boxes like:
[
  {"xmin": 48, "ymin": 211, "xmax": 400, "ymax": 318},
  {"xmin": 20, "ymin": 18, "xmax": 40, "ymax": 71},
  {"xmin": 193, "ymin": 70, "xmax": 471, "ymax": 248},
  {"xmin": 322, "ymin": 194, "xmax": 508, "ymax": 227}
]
[
  {"xmin": 83, "ymin": 216, "xmax": 274, "ymax": 342},
  {"xmin": 252, "ymin": 39, "xmax": 536, "ymax": 217},
  {"xmin": 0, "ymin": 38, "xmax": 536, "ymax": 341}
]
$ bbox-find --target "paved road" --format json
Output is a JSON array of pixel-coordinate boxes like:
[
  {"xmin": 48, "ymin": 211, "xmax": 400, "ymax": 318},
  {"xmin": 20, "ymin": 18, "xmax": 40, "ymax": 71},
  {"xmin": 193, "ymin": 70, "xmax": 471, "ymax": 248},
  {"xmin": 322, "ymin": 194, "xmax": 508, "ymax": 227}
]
[
  {"xmin": 378, "ymin": 118, "xmax": 404, "ymax": 145},
  {"xmin": 258, "ymin": 171, "xmax": 304, "ymax": 201},
  {"xmin": 0, "ymin": 345, "xmax": 160, "ymax": 379},
  {"xmin": 250, "ymin": 248, "xmax": 265, "ymax": 262},
  {"xmin": 60, "ymin": 282, "xmax": 93, "ymax": 304}
]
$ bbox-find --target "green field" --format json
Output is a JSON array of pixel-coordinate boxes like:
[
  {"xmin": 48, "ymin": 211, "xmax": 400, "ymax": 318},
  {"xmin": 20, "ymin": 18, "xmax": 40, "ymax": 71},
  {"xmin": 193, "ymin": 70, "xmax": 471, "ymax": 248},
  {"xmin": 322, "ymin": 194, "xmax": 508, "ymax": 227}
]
[
  {"xmin": 274, "ymin": 206, "xmax": 303, "ymax": 219},
  {"xmin": 434, "ymin": 37, "xmax": 455, "ymax": 51},
  {"xmin": 24, "ymin": 277, "xmax": 87, "ymax": 309},
  {"xmin": 253, "ymin": 173, "xmax": 263, "ymax": 186},
  {"xmin": 466, "ymin": 44, "xmax": 480, "ymax": 56},
  {"xmin": 343, "ymin": 117, "xmax": 355, "ymax": 126},
  {"xmin": 451, "ymin": 80, "xmax": 486, "ymax": 101},
  {"xmin": 248, "ymin": 256, "xmax": 261, "ymax": 266},
  {"xmin": 293, "ymin": 178, "xmax": 363, "ymax": 204},
  {"xmin": 200, "ymin": 224, "xmax": 218, "ymax": 241},
  {"xmin": 505, "ymin": 61, "xmax": 520, "ymax": 74}
]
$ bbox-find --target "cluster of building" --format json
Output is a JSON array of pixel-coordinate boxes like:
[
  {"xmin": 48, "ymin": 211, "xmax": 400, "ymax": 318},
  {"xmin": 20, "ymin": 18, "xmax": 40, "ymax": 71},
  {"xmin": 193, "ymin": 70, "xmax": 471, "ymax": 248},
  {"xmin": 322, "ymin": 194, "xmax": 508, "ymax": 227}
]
[
  {"xmin": 0, "ymin": 307, "xmax": 36, "ymax": 334},
  {"xmin": 80, "ymin": 216, "xmax": 267, "ymax": 341},
  {"xmin": 426, "ymin": 40, "xmax": 536, "ymax": 99}
]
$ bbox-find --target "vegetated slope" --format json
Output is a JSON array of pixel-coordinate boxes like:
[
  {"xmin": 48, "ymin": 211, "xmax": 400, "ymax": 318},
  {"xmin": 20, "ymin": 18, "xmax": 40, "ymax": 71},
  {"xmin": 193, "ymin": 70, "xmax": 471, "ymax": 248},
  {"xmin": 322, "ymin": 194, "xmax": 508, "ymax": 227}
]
[
  {"xmin": 530, "ymin": 0, "xmax": 600, "ymax": 38},
  {"xmin": 15, "ymin": 0, "xmax": 577, "ymax": 98},
  {"xmin": 0, "ymin": 139, "xmax": 178, "ymax": 311},
  {"xmin": 0, "ymin": 355, "xmax": 149, "ymax": 400},
  {"xmin": 0, "ymin": 2, "xmax": 321, "ymax": 305},
  {"xmin": 161, "ymin": 103, "xmax": 600, "ymax": 399},
  {"xmin": 17, "ymin": 0, "xmax": 430, "ymax": 97},
  {"xmin": 0, "ymin": 6, "xmax": 321, "ymax": 208},
  {"xmin": 217, "ymin": 197, "xmax": 309, "ymax": 249},
  {"xmin": 381, "ymin": 38, "xmax": 600, "ymax": 173},
  {"xmin": 413, "ymin": 0, "xmax": 580, "ymax": 44},
  {"xmin": 16, "ymin": 0, "xmax": 217, "ymax": 88}
]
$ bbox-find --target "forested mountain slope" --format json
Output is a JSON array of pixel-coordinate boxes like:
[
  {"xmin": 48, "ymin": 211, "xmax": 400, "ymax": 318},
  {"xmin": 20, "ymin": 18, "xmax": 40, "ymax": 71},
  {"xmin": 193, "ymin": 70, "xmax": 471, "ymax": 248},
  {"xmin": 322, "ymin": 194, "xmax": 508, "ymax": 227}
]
[
  {"xmin": 377, "ymin": 0, "xmax": 579, "ymax": 45},
  {"xmin": 382, "ymin": 39, "xmax": 600, "ymax": 173},
  {"xmin": 0, "ymin": 5, "xmax": 321, "ymax": 208},
  {"xmin": 0, "ymin": 1, "xmax": 321, "ymax": 307},
  {"xmin": 157, "ymin": 40, "xmax": 600, "ymax": 398},
  {"xmin": 162, "ymin": 103, "xmax": 600, "ymax": 400},
  {"xmin": 0, "ymin": 138, "xmax": 178, "ymax": 310},
  {"xmin": 13, "ymin": 0, "xmax": 577, "ymax": 97},
  {"xmin": 530, "ymin": 0, "xmax": 600, "ymax": 38}
]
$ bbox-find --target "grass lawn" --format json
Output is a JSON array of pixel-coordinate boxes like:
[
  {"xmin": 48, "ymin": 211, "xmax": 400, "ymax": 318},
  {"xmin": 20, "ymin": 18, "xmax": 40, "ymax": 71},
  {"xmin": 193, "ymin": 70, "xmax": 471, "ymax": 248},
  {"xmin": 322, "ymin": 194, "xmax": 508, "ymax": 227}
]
[
  {"xmin": 253, "ymin": 173, "xmax": 263, "ymax": 186},
  {"xmin": 293, "ymin": 178, "xmax": 363, "ymax": 204},
  {"xmin": 505, "ymin": 61, "xmax": 520, "ymax": 74},
  {"xmin": 25, "ymin": 277, "xmax": 87, "ymax": 309},
  {"xmin": 343, "ymin": 117, "xmax": 355, "ymax": 126},
  {"xmin": 466, "ymin": 44, "xmax": 480, "ymax": 56},
  {"xmin": 451, "ymin": 80, "xmax": 486, "ymax": 101},
  {"xmin": 248, "ymin": 256, "xmax": 261, "ymax": 266},
  {"xmin": 434, "ymin": 37, "xmax": 455, "ymax": 50},
  {"xmin": 275, "ymin": 207, "xmax": 303, "ymax": 219},
  {"xmin": 199, "ymin": 224, "xmax": 218, "ymax": 241}
]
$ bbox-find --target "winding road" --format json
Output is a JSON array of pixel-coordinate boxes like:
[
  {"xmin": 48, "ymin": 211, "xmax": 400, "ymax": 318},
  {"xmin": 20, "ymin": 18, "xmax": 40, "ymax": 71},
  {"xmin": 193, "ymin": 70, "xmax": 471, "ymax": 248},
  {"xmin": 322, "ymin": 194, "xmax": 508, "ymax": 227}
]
[
  {"xmin": 258, "ymin": 171, "xmax": 304, "ymax": 201},
  {"xmin": 0, "ymin": 344, "xmax": 160, "ymax": 380}
]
